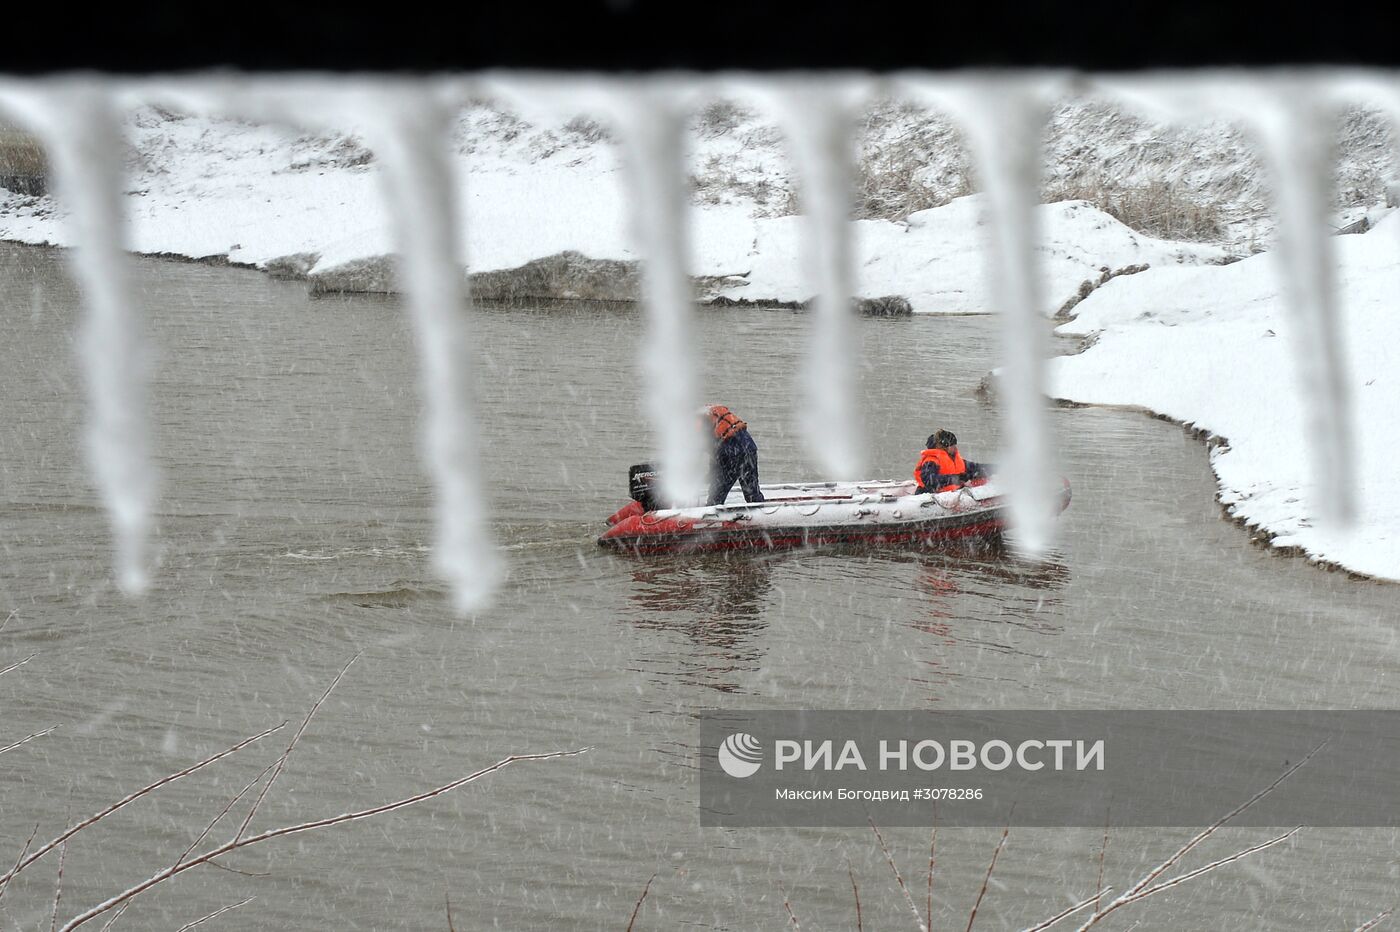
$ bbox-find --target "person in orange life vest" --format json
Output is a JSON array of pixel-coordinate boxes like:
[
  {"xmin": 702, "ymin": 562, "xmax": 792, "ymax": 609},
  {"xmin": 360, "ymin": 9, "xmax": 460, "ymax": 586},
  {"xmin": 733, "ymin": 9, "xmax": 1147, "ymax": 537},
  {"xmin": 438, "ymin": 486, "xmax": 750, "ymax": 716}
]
[
  {"xmin": 701, "ymin": 404, "xmax": 764, "ymax": 505},
  {"xmin": 914, "ymin": 429, "xmax": 987, "ymax": 493}
]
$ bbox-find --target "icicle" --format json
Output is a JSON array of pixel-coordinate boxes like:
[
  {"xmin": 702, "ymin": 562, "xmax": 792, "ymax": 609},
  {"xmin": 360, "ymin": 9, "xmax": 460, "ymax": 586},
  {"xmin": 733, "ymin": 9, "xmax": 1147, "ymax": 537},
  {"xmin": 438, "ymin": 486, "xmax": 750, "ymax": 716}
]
[
  {"xmin": 968, "ymin": 88, "xmax": 1056, "ymax": 555},
  {"xmin": 612, "ymin": 89, "xmax": 705, "ymax": 504},
  {"xmin": 33, "ymin": 85, "xmax": 157, "ymax": 593},
  {"xmin": 362, "ymin": 87, "xmax": 501, "ymax": 613},
  {"xmin": 902, "ymin": 76, "xmax": 1058, "ymax": 555},
  {"xmin": 776, "ymin": 87, "xmax": 864, "ymax": 478},
  {"xmin": 1089, "ymin": 71, "xmax": 1366, "ymax": 531},
  {"xmin": 1250, "ymin": 89, "xmax": 1356, "ymax": 529}
]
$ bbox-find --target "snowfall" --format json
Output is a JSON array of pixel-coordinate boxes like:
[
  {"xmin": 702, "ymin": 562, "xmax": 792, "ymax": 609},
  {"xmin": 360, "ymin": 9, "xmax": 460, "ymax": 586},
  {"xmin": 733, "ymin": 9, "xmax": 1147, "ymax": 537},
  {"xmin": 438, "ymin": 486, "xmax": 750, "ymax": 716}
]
[{"xmin": 2, "ymin": 103, "xmax": 1398, "ymax": 580}]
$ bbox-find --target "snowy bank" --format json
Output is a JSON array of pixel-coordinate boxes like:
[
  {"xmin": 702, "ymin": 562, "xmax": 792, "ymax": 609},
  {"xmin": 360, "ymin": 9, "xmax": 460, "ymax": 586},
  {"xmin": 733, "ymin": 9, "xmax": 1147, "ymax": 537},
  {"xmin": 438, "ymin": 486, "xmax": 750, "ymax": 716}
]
[
  {"xmin": 719, "ymin": 196, "xmax": 1226, "ymax": 313},
  {"xmin": 1049, "ymin": 213, "xmax": 1400, "ymax": 580},
  {"xmin": 0, "ymin": 107, "xmax": 1231, "ymax": 311}
]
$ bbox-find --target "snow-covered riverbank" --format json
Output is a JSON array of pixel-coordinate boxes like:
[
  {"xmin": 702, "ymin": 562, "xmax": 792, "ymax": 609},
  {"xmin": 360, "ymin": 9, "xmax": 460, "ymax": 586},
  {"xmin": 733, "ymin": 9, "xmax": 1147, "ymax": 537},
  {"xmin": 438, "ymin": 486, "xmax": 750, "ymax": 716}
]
[
  {"xmin": 1049, "ymin": 213, "xmax": 1400, "ymax": 581},
  {"xmin": 0, "ymin": 105, "xmax": 1233, "ymax": 312}
]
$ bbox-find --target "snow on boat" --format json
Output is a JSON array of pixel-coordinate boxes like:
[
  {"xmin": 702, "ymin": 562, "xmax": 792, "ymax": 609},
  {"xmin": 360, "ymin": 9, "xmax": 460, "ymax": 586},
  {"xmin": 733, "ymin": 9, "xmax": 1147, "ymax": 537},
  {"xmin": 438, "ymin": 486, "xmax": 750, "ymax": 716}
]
[{"xmin": 598, "ymin": 474, "xmax": 1072, "ymax": 554}]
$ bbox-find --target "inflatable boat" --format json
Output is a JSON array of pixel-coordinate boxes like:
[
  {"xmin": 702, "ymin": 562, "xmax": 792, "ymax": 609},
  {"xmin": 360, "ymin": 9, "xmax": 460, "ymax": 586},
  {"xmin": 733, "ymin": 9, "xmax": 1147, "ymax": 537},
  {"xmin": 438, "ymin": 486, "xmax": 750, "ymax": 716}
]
[{"xmin": 598, "ymin": 470, "xmax": 1071, "ymax": 554}]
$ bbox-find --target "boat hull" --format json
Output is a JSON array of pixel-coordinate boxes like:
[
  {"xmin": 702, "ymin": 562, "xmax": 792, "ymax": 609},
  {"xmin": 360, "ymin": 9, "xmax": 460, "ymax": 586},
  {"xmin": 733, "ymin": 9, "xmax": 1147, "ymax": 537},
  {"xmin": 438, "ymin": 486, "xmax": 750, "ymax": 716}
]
[{"xmin": 598, "ymin": 478, "xmax": 1069, "ymax": 555}]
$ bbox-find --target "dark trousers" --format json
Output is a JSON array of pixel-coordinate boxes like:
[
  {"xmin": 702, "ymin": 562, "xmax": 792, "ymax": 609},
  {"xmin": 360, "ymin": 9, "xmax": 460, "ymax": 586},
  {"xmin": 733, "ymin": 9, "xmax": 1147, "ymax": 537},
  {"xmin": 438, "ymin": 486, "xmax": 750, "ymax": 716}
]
[{"xmin": 708, "ymin": 429, "xmax": 764, "ymax": 505}]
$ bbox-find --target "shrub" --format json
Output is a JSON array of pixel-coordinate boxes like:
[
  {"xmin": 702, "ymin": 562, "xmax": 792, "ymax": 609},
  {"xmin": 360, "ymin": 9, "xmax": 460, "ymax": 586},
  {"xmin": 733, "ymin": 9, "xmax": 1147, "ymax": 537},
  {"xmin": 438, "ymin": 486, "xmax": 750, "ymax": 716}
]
[
  {"xmin": 562, "ymin": 116, "xmax": 611, "ymax": 144},
  {"xmin": 0, "ymin": 125, "xmax": 46, "ymax": 178},
  {"xmin": 695, "ymin": 100, "xmax": 747, "ymax": 139},
  {"xmin": 1043, "ymin": 179, "xmax": 1227, "ymax": 242},
  {"xmin": 854, "ymin": 156, "xmax": 969, "ymax": 221}
]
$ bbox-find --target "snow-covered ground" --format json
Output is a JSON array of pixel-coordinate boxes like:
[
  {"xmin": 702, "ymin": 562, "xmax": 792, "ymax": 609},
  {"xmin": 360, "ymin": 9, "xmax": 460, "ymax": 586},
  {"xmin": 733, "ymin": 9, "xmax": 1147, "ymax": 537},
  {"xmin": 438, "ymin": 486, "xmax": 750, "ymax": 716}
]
[
  {"xmin": 0, "ymin": 104, "xmax": 1233, "ymax": 313},
  {"xmin": 729, "ymin": 196, "xmax": 1225, "ymax": 313},
  {"xmin": 1049, "ymin": 213, "xmax": 1400, "ymax": 580}
]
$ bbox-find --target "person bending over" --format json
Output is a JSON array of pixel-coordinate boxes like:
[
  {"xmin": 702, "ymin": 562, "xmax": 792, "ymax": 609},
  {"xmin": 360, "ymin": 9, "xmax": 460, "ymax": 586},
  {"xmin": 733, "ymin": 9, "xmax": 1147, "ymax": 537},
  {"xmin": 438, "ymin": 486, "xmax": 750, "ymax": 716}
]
[{"xmin": 702, "ymin": 404, "xmax": 764, "ymax": 505}]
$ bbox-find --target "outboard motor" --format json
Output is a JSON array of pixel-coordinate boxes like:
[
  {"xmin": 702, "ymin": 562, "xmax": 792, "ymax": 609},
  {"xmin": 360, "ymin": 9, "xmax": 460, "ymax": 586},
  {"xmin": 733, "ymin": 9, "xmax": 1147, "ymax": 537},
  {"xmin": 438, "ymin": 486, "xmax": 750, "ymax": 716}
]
[{"xmin": 628, "ymin": 463, "xmax": 663, "ymax": 512}]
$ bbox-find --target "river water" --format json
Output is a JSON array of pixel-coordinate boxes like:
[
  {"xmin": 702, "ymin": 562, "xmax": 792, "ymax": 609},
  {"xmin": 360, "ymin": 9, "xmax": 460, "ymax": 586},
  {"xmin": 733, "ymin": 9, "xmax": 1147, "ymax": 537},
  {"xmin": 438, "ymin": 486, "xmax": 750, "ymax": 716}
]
[{"xmin": 1, "ymin": 242, "xmax": 1397, "ymax": 930}]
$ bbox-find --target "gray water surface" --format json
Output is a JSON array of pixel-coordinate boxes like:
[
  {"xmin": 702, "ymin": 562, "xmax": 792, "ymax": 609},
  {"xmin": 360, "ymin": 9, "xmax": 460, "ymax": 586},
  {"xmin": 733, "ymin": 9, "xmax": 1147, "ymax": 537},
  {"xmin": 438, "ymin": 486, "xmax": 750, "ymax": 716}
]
[{"xmin": 2, "ymin": 243, "xmax": 1397, "ymax": 930}]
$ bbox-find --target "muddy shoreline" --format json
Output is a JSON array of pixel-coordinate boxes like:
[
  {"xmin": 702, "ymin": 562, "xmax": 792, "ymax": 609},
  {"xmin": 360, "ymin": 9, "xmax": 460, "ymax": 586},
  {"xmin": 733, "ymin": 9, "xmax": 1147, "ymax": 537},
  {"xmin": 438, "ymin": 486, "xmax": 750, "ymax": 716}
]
[{"xmin": 1, "ymin": 236, "xmax": 920, "ymax": 314}]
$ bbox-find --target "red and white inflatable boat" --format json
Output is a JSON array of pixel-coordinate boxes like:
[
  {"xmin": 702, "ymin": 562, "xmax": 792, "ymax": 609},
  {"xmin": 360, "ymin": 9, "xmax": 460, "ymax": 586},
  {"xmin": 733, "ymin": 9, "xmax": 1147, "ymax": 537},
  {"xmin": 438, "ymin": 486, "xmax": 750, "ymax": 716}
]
[{"xmin": 599, "ymin": 473, "xmax": 1071, "ymax": 554}]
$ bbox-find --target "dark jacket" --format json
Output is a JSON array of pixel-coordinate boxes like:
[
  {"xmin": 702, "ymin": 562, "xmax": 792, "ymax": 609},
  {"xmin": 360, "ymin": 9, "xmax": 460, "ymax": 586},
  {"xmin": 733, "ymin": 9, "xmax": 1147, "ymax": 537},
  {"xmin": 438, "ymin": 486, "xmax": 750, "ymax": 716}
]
[{"xmin": 708, "ymin": 427, "xmax": 764, "ymax": 505}]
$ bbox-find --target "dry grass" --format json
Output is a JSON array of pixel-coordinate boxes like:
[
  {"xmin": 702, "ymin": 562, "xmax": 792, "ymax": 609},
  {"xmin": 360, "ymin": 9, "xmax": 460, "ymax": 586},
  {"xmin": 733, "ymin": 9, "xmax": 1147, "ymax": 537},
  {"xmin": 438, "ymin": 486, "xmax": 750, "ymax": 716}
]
[
  {"xmin": 0, "ymin": 124, "xmax": 47, "ymax": 196},
  {"xmin": 0, "ymin": 126, "xmax": 45, "ymax": 176},
  {"xmin": 562, "ymin": 116, "xmax": 610, "ymax": 145},
  {"xmin": 690, "ymin": 153, "xmax": 782, "ymax": 209},
  {"xmin": 694, "ymin": 100, "xmax": 747, "ymax": 140},
  {"xmin": 854, "ymin": 158, "xmax": 968, "ymax": 221},
  {"xmin": 1043, "ymin": 179, "xmax": 1227, "ymax": 242}
]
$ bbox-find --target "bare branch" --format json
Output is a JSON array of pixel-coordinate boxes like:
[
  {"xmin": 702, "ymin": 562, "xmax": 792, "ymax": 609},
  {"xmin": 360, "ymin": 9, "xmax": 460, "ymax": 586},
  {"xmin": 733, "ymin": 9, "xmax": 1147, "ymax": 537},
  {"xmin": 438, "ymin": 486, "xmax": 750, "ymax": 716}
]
[
  {"xmin": 0, "ymin": 723, "xmax": 285, "ymax": 888},
  {"xmin": 87, "ymin": 766, "xmax": 277, "ymax": 932},
  {"xmin": 0, "ymin": 609, "xmax": 17, "ymax": 635},
  {"xmin": 1108, "ymin": 828, "xmax": 1300, "ymax": 911},
  {"xmin": 50, "ymin": 841, "xmax": 68, "ymax": 932},
  {"xmin": 625, "ymin": 872, "xmax": 656, "ymax": 932},
  {"xmin": 0, "ymin": 652, "xmax": 36, "ymax": 679},
  {"xmin": 201, "ymin": 858, "xmax": 270, "ymax": 878},
  {"xmin": 926, "ymin": 804, "xmax": 937, "ymax": 931},
  {"xmin": 235, "ymin": 653, "xmax": 359, "ymax": 842},
  {"xmin": 96, "ymin": 900, "xmax": 129, "ymax": 932},
  {"xmin": 965, "ymin": 823, "xmax": 1009, "ymax": 932},
  {"xmin": 0, "ymin": 725, "xmax": 58, "ymax": 757},
  {"xmin": 1074, "ymin": 829, "xmax": 1299, "ymax": 931},
  {"xmin": 177, "ymin": 763, "xmax": 276, "ymax": 867},
  {"xmin": 1020, "ymin": 889, "xmax": 1113, "ymax": 932},
  {"xmin": 869, "ymin": 819, "xmax": 928, "ymax": 932},
  {"xmin": 848, "ymin": 860, "xmax": 863, "ymax": 932},
  {"xmin": 446, "ymin": 892, "xmax": 457, "ymax": 932},
  {"xmin": 780, "ymin": 882, "xmax": 801, "ymax": 930},
  {"xmin": 1094, "ymin": 811, "xmax": 1109, "ymax": 915},
  {"xmin": 174, "ymin": 895, "xmax": 255, "ymax": 932},
  {"xmin": 1355, "ymin": 908, "xmax": 1394, "ymax": 932},
  {"xmin": 0, "ymin": 822, "xmax": 40, "ymax": 906},
  {"xmin": 57, "ymin": 747, "xmax": 591, "ymax": 932},
  {"xmin": 1076, "ymin": 741, "xmax": 1324, "ymax": 931}
]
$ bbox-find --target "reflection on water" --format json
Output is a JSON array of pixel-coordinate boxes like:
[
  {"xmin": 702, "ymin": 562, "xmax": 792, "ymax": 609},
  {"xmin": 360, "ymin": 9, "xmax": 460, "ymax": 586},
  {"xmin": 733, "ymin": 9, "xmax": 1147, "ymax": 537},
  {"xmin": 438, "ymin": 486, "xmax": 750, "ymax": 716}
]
[
  {"xmin": 896, "ymin": 549, "xmax": 1071, "ymax": 702},
  {"xmin": 622, "ymin": 553, "xmax": 774, "ymax": 692},
  {"xmin": 905, "ymin": 548, "xmax": 1070, "ymax": 631},
  {"xmin": 618, "ymin": 546, "xmax": 1071, "ymax": 697},
  {"xmin": 626, "ymin": 553, "xmax": 777, "ymax": 623}
]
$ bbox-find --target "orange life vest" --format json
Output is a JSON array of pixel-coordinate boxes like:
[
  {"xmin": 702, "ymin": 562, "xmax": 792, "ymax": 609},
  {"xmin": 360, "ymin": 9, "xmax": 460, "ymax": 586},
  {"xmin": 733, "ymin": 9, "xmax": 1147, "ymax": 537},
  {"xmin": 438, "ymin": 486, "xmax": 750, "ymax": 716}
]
[
  {"xmin": 914, "ymin": 447, "xmax": 967, "ymax": 492},
  {"xmin": 705, "ymin": 405, "xmax": 747, "ymax": 441}
]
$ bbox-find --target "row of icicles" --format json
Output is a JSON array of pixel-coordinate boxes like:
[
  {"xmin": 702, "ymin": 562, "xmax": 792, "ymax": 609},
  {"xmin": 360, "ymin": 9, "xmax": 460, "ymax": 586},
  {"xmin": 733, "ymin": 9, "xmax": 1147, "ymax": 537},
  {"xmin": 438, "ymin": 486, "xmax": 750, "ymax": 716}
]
[{"xmin": 2, "ymin": 71, "xmax": 1394, "ymax": 611}]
